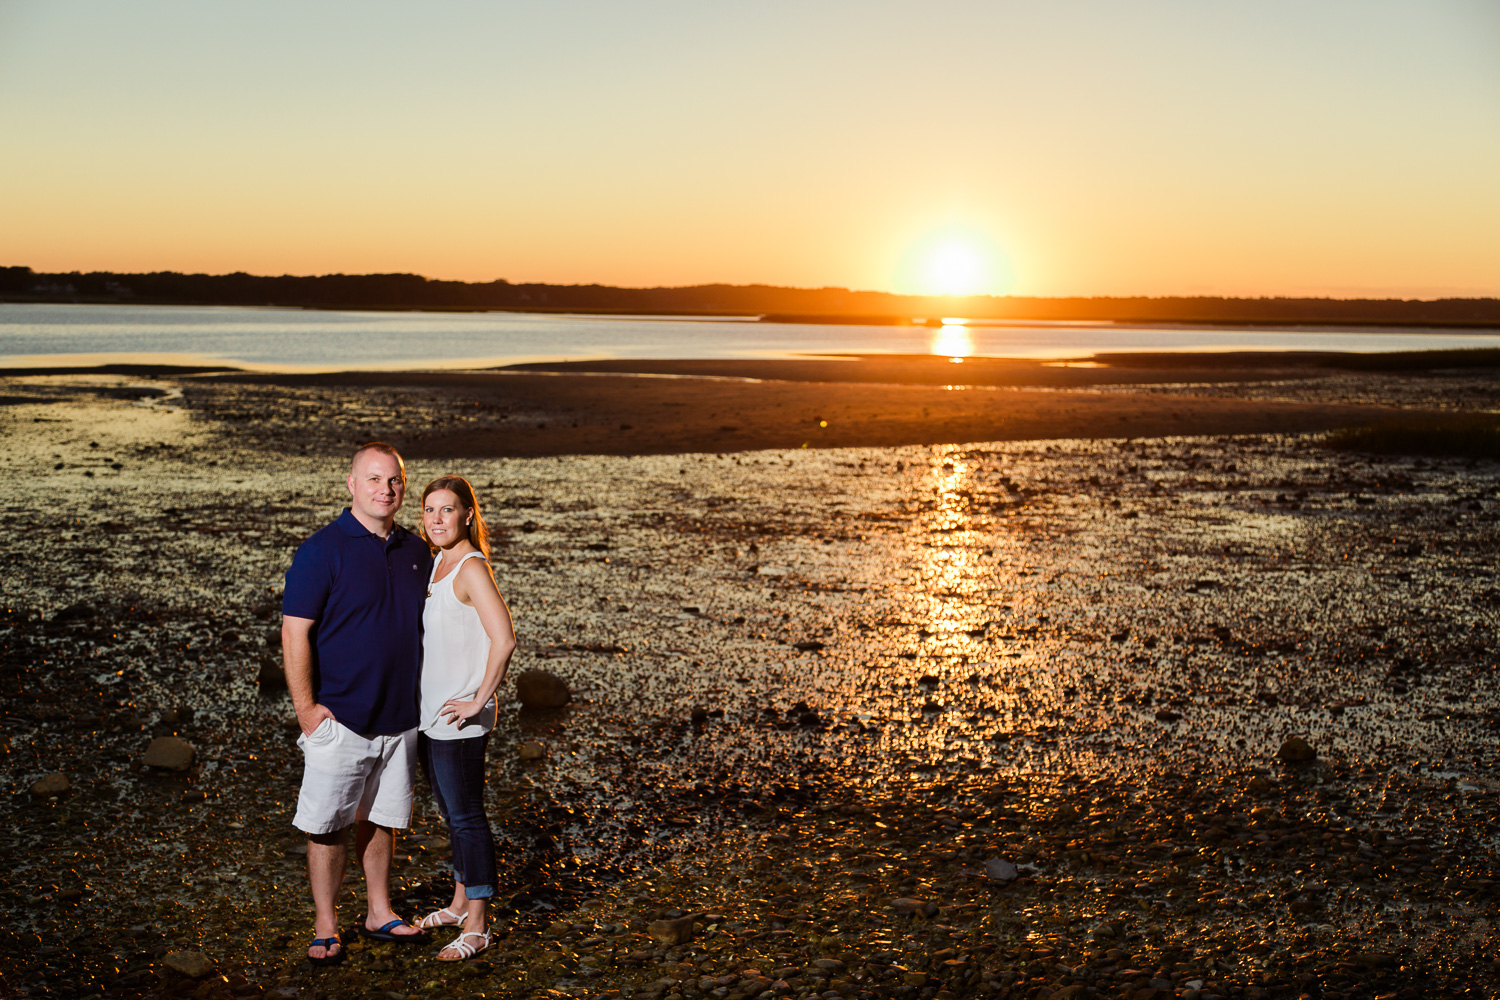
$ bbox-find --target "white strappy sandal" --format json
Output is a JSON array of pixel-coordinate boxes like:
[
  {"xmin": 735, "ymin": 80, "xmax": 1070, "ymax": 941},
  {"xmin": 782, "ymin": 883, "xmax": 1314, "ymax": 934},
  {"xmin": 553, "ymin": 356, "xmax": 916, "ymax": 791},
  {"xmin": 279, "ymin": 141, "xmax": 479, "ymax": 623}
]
[
  {"xmin": 418, "ymin": 907, "xmax": 462, "ymax": 929},
  {"xmin": 436, "ymin": 929, "xmax": 491, "ymax": 962}
]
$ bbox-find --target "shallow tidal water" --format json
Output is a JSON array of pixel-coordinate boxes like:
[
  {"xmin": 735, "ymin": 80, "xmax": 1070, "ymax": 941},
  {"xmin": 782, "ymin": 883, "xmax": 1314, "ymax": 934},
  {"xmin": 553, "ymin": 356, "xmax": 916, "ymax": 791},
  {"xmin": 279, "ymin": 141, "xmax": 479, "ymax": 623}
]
[{"xmin": 1, "ymin": 378, "xmax": 1497, "ymax": 999}]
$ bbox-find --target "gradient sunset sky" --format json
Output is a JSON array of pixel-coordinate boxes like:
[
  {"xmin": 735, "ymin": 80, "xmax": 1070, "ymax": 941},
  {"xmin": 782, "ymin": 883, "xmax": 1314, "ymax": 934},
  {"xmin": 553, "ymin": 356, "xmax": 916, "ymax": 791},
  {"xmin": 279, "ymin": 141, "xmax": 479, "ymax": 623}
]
[{"xmin": 2, "ymin": 1, "xmax": 1497, "ymax": 298}]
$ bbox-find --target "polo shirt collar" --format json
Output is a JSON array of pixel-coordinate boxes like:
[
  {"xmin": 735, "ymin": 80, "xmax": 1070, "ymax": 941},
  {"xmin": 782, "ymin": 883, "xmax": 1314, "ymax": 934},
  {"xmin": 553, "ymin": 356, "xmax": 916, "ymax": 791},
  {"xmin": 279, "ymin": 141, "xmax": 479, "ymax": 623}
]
[
  {"xmin": 336, "ymin": 507, "xmax": 407, "ymax": 541},
  {"xmin": 336, "ymin": 508, "xmax": 369, "ymax": 536}
]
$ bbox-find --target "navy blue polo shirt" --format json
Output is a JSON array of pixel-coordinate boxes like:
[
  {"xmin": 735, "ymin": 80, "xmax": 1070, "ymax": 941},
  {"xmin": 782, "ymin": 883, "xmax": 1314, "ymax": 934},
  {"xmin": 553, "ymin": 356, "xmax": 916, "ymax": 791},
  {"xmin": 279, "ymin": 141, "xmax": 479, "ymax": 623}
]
[{"xmin": 282, "ymin": 508, "xmax": 433, "ymax": 735}]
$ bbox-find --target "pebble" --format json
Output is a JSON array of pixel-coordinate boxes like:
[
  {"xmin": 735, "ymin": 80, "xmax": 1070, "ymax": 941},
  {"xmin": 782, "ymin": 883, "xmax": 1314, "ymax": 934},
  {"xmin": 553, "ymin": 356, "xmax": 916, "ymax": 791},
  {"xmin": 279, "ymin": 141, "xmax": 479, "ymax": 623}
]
[
  {"xmin": 518, "ymin": 741, "xmax": 546, "ymax": 761},
  {"xmin": 892, "ymin": 897, "xmax": 937, "ymax": 917},
  {"xmin": 29, "ymin": 773, "xmax": 70, "ymax": 799},
  {"xmin": 142, "ymin": 736, "xmax": 195, "ymax": 771},
  {"xmin": 163, "ymin": 950, "xmax": 214, "ymax": 978},
  {"xmin": 514, "ymin": 668, "xmax": 572, "ymax": 709},
  {"xmin": 647, "ymin": 915, "xmax": 695, "ymax": 946},
  {"xmin": 984, "ymin": 857, "xmax": 1019, "ymax": 882}
]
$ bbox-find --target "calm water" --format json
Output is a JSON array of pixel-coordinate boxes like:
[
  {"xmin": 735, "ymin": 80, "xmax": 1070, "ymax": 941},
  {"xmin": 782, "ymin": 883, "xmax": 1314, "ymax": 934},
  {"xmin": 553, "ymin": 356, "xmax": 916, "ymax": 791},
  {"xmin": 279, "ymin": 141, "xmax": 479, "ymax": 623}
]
[{"xmin": 2, "ymin": 302, "xmax": 1498, "ymax": 371}]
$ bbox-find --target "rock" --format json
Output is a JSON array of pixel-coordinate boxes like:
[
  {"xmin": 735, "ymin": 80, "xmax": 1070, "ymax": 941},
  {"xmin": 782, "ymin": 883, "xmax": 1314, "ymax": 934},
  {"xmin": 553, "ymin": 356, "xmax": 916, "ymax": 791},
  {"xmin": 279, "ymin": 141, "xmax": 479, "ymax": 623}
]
[
  {"xmin": 163, "ymin": 950, "xmax": 214, "ymax": 978},
  {"xmin": 514, "ymin": 669, "xmax": 572, "ymax": 709},
  {"xmin": 810, "ymin": 959, "xmax": 846, "ymax": 974},
  {"xmin": 903, "ymin": 971, "xmax": 928, "ymax": 987},
  {"xmin": 1052, "ymin": 803, "xmax": 1081, "ymax": 823},
  {"xmin": 256, "ymin": 658, "xmax": 286, "ymax": 689},
  {"xmin": 647, "ymin": 916, "xmax": 695, "ymax": 946},
  {"xmin": 53, "ymin": 602, "xmax": 98, "ymax": 623},
  {"xmin": 1246, "ymin": 775, "xmax": 1276, "ymax": 795},
  {"xmin": 892, "ymin": 897, "xmax": 936, "ymax": 917},
  {"xmin": 518, "ymin": 741, "xmax": 545, "ymax": 761},
  {"xmin": 142, "ymin": 736, "xmax": 194, "ymax": 771},
  {"xmin": 1052, "ymin": 987, "xmax": 1088, "ymax": 1000},
  {"xmin": 984, "ymin": 858, "xmax": 1019, "ymax": 882},
  {"xmin": 690, "ymin": 707, "xmax": 709, "ymax": 725},
  {"xmin": 793, "ymin": 640, "xmax": 825, "ymax": 652},
  {"xmin": 1278, "ymin": 736, "xmax": 1316, "ymax": 763},
  {"xmin": 1155, "ymin": 709, "xmax": 1182, "ymax": 722},
  {"xmin": 30, "ymin": 773, "xmax": 70, "ymax": 799}
]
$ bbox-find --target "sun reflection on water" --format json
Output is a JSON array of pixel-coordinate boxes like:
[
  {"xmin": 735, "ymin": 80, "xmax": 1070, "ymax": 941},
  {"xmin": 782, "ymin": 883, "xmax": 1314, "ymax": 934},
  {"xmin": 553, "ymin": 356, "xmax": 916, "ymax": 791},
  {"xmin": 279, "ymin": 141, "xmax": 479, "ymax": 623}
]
[{"xmin": 929, "ymin": 321, "xmax": 973, "ymax": 360}]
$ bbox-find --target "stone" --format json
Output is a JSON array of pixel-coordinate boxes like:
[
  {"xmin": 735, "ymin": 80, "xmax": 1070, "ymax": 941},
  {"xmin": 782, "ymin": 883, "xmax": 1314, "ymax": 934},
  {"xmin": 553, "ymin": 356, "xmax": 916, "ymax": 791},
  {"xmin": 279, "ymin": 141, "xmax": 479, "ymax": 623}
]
[
  {"xmin": 518, "ymin": 741, "xmax": 545, "ymax": 761},
  {"xmin": 164, "ymin": 950, "xmax": 214, "ymax": 978},
  {"xmin": 30, "ymin": 773, "xmax": 70, "ymax": 799},
  {"xmin": 53, "ymin": 602, "xmax": 98, "ymax": 623},
  {"xmin": 984, "ymin": 858, "xmax": 1019, "ymax": 882},
  {"xmin": 514, "ymin": 669, "xmax": 572, "ymax": 709},
  {"xmin": 256, "ymin": 658, "xmax": 286, "ymax": 690},
  {"xmin": 143, "ymin": 736, "xmax": 195, "ymax": 771},
  {"xmin": 810, "ymin": 959, "xmax": 846, "ymax": 974},
  {"xmin": 1278, "ymin": 736, "xmax": 1316, "ymax": 763},
  {"xmin": 1052, "ymin": 987, "xmax": 1088, "ymax": 1000},
  {"xmin": 647, "ymin": 916, "xmax": 695, "ymax": 946},
  {"xmin": 892, "ymin": 897, "xmax": 936, "ymax": 917}
]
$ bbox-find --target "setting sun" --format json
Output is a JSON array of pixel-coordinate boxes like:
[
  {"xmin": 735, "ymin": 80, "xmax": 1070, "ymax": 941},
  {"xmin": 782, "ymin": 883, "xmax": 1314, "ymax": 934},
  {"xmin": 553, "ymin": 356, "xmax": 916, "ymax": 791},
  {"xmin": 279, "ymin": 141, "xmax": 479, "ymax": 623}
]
[
  {"xmin": 897, "ymin": 226, "xmax": 1013, "ymax": 298},
  {"xmin": 925, "ymin": 241, "xmax": 987, "ymax": 296}
]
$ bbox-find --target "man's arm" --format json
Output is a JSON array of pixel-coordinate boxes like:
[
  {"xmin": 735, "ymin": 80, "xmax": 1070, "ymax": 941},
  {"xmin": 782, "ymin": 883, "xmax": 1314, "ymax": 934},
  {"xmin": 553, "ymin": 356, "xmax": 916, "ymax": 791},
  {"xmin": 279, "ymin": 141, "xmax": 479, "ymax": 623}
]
[{"xmin": 283, "ymin": 615, "xmax": 333, "ymax": 735}]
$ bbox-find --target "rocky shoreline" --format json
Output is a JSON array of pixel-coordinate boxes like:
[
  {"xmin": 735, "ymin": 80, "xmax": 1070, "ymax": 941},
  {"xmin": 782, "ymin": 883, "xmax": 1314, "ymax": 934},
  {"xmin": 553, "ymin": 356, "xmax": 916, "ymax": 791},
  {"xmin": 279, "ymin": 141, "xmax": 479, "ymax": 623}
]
[{"xmin": 1, "ymin": 369, "xmax": 1497, "ymax": 999}]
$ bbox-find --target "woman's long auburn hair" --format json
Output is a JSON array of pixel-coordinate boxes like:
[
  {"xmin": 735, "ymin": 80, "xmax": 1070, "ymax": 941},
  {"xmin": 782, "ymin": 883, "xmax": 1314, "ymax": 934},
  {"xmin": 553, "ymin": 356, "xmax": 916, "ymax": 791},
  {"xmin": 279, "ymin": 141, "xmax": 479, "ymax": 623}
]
[{"xmin": 419, "ymin": 475, "xmax": 491, "ymax": 562}]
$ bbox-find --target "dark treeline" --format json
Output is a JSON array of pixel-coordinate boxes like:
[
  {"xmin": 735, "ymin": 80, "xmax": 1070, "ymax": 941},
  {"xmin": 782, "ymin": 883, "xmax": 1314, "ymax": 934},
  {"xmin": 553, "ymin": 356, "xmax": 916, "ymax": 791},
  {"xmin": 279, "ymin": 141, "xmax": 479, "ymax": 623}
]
[{"xmin": 3, "ymin": 265, "xmax": 1498, "ymax": 327}]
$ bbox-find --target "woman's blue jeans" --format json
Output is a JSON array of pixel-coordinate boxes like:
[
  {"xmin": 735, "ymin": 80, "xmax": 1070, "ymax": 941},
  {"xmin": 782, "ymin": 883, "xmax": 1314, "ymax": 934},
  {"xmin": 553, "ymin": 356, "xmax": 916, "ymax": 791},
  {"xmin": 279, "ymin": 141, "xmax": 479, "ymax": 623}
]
[{"xmin": 417, "ymin": 732, "xmax": 496, "ymax": 899}]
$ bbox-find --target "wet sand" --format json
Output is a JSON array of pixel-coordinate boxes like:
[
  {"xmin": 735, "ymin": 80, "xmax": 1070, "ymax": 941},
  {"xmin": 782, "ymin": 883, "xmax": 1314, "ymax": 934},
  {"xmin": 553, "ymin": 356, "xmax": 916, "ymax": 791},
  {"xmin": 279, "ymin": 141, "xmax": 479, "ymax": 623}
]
[
  {"xmin": 141, "ymin": 354, "xmax": 1459, "ymax": 459},
  {"xmin": 0, "ymin": 358, "xmax": 1498, "ymax": 999}
]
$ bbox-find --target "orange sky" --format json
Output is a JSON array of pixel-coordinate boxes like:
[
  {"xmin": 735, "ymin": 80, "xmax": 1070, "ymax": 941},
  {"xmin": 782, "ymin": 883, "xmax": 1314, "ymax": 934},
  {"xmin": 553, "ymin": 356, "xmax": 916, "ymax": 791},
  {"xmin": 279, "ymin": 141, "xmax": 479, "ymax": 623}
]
[{"xmin": 2, "ymin": 1, "xmax": 1498, "ymax": 298}]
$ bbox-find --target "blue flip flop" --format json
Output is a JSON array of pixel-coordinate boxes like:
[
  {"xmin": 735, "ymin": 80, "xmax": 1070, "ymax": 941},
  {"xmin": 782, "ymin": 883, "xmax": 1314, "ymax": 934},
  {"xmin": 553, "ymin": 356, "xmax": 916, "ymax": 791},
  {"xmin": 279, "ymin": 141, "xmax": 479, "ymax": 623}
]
[
  {"xmin": 308, "ymin": 934, "xmax": 344, "ymax": 966},
  {"xmin": 358, "ymin": 917, "xmax": 429, "ymax": 943}
]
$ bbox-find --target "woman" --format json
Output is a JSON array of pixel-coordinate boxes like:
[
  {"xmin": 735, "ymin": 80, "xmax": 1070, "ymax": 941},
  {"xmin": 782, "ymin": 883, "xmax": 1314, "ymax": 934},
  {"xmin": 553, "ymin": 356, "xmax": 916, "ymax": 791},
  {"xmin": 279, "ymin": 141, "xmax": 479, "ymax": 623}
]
[{"xmin": 415, "ymin": 475, "xmax": 517, "ymax": 962}]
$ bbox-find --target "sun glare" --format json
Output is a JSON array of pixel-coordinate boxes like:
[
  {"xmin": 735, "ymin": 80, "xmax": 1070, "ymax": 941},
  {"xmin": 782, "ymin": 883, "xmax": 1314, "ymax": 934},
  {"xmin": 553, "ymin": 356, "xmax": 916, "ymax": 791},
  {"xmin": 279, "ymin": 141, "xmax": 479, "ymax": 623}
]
[
  {"xmin": 925, "ymin": 241, "xmax": 987, "ymax": 296},
  {"xmin": 897, "ymin": 226, "xmax": 1012, "ymax": 298}
]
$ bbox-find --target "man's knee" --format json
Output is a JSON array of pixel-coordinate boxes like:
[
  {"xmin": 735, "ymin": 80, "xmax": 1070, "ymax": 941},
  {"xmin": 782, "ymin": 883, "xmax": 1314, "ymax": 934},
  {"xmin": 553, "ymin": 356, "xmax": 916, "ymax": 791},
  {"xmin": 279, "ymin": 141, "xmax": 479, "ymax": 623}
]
[{"xmin": 309, "ymin": 828, "xmax": 348, "ymax": 847}]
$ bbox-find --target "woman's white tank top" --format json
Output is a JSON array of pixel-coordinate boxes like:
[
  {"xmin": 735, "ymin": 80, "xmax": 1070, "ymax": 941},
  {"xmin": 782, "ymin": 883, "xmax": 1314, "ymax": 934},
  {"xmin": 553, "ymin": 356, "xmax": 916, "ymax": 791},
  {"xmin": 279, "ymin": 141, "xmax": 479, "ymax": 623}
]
[{"xmin": 419, "ymin": 550, "xmax": 497, "ymax": 739}]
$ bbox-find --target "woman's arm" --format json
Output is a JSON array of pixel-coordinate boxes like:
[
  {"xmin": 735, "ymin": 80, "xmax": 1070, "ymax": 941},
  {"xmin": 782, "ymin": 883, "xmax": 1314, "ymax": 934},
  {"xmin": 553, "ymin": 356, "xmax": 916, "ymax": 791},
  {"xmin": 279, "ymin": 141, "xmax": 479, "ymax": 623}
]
[{"xmin": 443, "ymin": 557, "xmax": 517, "ymax": 726}]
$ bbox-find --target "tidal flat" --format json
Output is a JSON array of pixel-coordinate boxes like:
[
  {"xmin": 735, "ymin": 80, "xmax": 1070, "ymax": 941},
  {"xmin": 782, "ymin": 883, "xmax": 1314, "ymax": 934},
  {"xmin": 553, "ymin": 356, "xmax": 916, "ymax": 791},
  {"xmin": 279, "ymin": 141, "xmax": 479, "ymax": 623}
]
[{"xmin": 0, "ymin": 372, "xmax": 1497, "ymax": 1000}]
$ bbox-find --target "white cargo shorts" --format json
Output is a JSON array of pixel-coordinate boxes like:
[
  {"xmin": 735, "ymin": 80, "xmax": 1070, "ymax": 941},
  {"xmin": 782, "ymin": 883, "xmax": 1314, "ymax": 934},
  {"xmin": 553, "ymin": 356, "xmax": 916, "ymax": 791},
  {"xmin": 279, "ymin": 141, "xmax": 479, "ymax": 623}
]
[{"xmin": 292, "ymin": 718, "xmax": 417, "ymax": 835}]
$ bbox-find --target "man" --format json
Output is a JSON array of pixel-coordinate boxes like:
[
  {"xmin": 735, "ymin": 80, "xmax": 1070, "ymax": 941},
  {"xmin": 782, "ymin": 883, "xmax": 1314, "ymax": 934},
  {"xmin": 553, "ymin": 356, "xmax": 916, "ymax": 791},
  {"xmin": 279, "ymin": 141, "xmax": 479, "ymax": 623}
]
[{"xmin": 282, "ymin": 441, "xmax": 433, "ymax": 965}]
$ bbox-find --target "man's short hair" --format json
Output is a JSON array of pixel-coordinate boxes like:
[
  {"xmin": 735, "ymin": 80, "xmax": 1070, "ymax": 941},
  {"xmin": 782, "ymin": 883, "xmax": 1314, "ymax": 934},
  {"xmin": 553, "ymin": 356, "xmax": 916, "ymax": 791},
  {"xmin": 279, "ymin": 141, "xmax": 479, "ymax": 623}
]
[{"xmin": 352, "ymin": 441, "xmax": 406, "ymax": 480}]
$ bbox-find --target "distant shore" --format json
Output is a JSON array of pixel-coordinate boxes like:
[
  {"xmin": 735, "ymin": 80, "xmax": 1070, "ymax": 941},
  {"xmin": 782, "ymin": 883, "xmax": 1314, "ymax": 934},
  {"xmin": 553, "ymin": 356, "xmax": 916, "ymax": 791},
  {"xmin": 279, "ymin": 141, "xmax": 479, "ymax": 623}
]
[{"xmin": 6, "ymin": 264, "xmax": 1499, "ymax": 326}]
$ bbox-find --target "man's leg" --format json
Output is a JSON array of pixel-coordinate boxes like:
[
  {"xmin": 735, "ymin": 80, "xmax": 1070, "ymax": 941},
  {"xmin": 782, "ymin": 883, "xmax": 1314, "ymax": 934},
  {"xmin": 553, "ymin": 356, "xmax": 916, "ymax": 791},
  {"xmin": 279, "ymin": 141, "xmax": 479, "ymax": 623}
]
[
  {"xmin": 307, "ymin": 829, "xmax": 348, "ymax": 960},
  {"xmin": 356, "ymin": 820, "xmax": 422, "ymax": 936}
]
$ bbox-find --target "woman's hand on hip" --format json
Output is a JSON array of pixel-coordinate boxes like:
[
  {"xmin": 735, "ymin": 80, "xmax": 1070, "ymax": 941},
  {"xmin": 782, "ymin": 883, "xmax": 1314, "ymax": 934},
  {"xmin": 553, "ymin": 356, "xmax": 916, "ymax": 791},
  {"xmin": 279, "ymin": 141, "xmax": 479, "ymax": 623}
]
[{"xmin": 439, "ymin": 698, "xmax": 486, "ymax": 727}]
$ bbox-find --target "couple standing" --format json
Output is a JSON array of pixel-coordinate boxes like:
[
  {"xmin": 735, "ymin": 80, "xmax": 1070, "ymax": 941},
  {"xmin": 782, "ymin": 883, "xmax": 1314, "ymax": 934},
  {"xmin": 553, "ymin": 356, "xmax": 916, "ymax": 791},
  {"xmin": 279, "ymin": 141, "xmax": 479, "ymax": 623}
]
[{"xmin": 281, "ymin": 442, "xmax": 516, "ymax": 965}]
